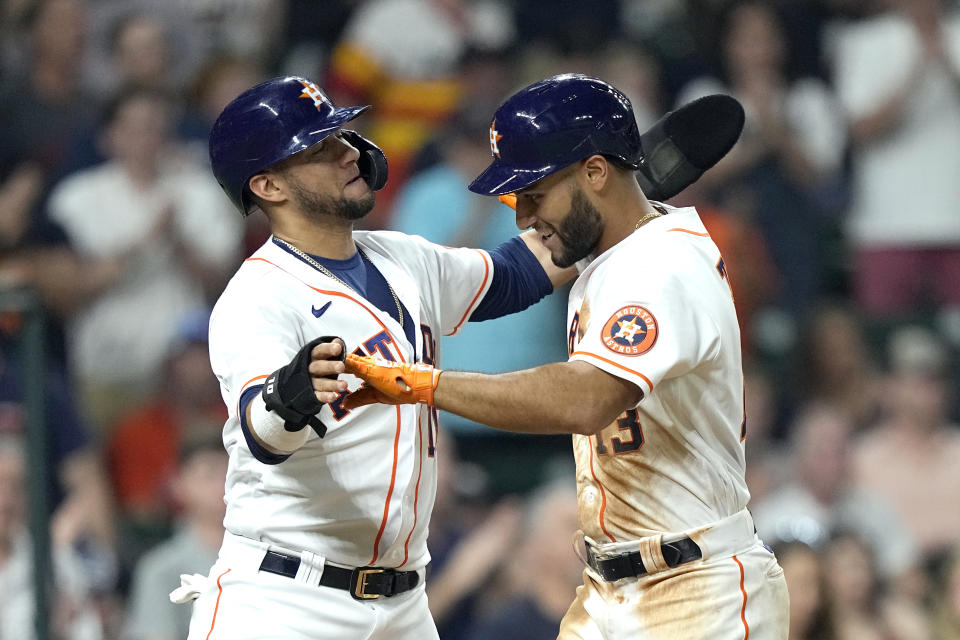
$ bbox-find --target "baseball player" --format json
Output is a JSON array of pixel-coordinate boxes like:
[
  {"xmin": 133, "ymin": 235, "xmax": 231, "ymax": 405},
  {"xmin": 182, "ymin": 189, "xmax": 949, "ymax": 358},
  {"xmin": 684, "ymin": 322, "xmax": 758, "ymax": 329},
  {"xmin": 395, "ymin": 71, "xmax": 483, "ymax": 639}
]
[
  {"xmin": 171, "ymin": 75, "xmax": 577, "ymax": 640},
  {"xmin": 345, "ymin": 75, "xmax": 790, "ymax": 639}
]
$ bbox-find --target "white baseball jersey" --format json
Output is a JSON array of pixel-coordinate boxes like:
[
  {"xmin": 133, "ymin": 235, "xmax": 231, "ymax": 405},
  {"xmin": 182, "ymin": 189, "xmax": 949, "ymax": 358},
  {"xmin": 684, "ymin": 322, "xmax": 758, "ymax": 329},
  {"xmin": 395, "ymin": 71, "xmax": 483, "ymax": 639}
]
[
  {"xmin": 559, "ymin": 205, "xmax": 788, "ymax": 640},
  {"xmin": 566, "ymin": 205, "xmax": 749, "ymax": 542},
  {"xmin": 208, "ymin": 230, "xmax": 492, "ymax": 571}
]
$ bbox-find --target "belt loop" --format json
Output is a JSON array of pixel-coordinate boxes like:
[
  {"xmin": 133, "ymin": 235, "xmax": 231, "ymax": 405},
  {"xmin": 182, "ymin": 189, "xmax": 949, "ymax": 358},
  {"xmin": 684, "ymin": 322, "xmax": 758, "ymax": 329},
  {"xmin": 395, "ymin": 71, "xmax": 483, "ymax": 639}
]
[
  {"xmin": 686, "ymin": 508, "xmax": 753, "ymax": 562},
  {"xmin": 638, "ymin": 534, "xmax": 670, "ymax": 574},
  {"xmin": 295, "ymin": 550, "xmax": 323, "ymax": 587},
  {"xmin": 573, "ymin": 531, "xmax": 590, "ymax": 566}
]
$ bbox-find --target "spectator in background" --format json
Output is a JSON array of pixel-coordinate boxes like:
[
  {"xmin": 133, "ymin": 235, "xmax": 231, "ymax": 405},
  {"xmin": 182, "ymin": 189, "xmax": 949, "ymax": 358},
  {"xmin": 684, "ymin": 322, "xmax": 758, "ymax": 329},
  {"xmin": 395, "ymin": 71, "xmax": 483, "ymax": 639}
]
[
  {"xmin": 178, "ymin": 54, "xmax": 269, "ymax": 255},
  {"xmin": 0, "ymin": 3, "xmax": 118, "ymax": 369},
  {"xmin": 0, "ymin": 0, "xmax": 97, "ymax": 183},
  {"xmin": 513, "ymin": 0, "xmax": 620, "ymax": 59},
  {"xmin": 822, "ymin": 531, "xmax": 885, "ymax": 640},
  {"xmin": 0, "ymin": 158, "xmax": 49, "ymax": 258},
  {"xmin": 123, "ymin": 436, "xmax": 227, "ymax": 640},
  {"xmin": 106, "ymin": 310, "xmax": 225, "ymax": 562},
  {"xmin": 931, "ymin": 550, "xmax": 960, "ymax": 639},
  {"xmin": 46, "ymin": 86, "xmax": 241, "ymax": 434},
  {"xmin": 595, "ymin": 40, "xmax": 664, "ymax": 132},
  {"xmin": 80, "ymin": 0, "xmax": 281, "ymax": 100},
  {"xmin": 67, "ymin": 10, "xmax": 179, "ymax": 172},
  {"xmin": 752, "ymin": 402, "xmax": 917, "ymax": 581},
  {"xmin": 0, "ymin": 334, "xmax": 118, "ymax": 597},
  {"xmin": 0, "ymin": 0, "xmax": 98, "ymax": 330},
  {"xmin": 741, "ymin": 361, "xmax": 788, "ymax": 505},
  {"xmin": 465, "ymin": 477, "xmax": 581, "ymax": 640},
  {"xmin": 0, "ymin": 436, "xmax": 105, "ymax": 640},
  {"xmin": 822, "ymin": 530, "xmax": 930, "ymax": 640},
  {"xmin": 676, "ymin": 0, "xmax": 847, "ymax": 324},
  {"xmin": 179, "ymin": 54, "xmax": 266, "ymax": 164},
  {"xmin": 448, "ymin": 47, "xmax": 517, "ymax": 139},
  {"xmin": 852, "ymin": 324, "xmax": 960, "ymax": 559},
  {"xmin": 389, "ymin": 112, "xmax": 568, "ymax": 416},
  {"xmin": 326, "ymin": 0, "xmax": 516, "ymax": 224},
  {"xmin": 777, "ymin": 540, "xmax": 837, "ymax": 640},
  {"xmin": 617, "ymin": 0, "xmax": 709, "ymax": 99},
  {"xmin": 832, "ymin": 0, "xmax": 960, "ymax": 319},
  {"xmin": 107, "ymin": 12, "xmax": 170, "ymax": 93},
  {"xmin": 791, "ymin": 301, "xmax": 882, "ymax": 431},
  {"xmin": 276, "ymin": 0, "xmax": 356, "ymax": 80},
  {"xmin": 181, "ymin": 0, "xmax": 285, "ymax": 72},
  {"xmin": 675, "ymin": 180, "xmax": 779, "ymax": 356},
  {"xmin": 423, "ymin": 436, "xmax": 523, "ymax": 640}
]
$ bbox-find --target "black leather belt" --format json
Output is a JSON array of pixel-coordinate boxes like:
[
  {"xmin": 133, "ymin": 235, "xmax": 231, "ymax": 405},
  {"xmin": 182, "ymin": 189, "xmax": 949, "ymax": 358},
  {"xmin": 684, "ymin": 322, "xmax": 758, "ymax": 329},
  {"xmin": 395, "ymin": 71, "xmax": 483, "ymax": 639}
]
[
  {"xmin": 586, "ymin": 537, "xmax": 702, "ymax": 582},
  {"xmin": 259, "ymin": 550, "xmax": 421, "ymax": 600}
]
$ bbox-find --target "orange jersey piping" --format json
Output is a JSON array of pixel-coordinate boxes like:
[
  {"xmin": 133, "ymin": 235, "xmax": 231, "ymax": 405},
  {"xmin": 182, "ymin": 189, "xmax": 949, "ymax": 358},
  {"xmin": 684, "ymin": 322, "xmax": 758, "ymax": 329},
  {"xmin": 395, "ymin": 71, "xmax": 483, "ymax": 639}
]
[
  {"xmin": 447, "ymin": 249, "xmax": 491, "ymax": 336},
  {"xmin": 245, "ymin": 257, "xmax": 407, "ymax": 362},
  {"xmin": 570, "ymin": 351, "xmax": 654, "ymax": 392},
  {"xmin": 369, "ymin": 404, "xmax": 403, "ymax": 564},
  {"xmin": 667, "ymin": 228, "xmax": 711, "ymax": 237},
  {"xmin": 588, "ymin": 439, "xmax": 616, "ymax": 542},
  {"xmin": 235, "ymin": 374, "xmax": 269, "ymax": 416},
  {"xmin": 733, "ymin": 555, "xmax": 749, "ymax": 639},
  {"xmin": 205, "ymin": 568, "xmax": 232, "ymax": 640},
  {"xmin": 400, "ymin": 411, "xmax": 425, "ymax": 567}
]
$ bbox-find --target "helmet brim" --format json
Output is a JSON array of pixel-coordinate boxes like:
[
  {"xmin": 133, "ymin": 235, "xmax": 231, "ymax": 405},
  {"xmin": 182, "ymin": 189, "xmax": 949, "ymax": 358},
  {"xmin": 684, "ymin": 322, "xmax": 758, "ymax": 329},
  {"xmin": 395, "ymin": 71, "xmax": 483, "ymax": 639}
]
[
  {"xmin": 467, "ymin": 160, "xmax": 571, "ymax": 196},
  {"xmin": 287, "ymin": 104, "xmax": 370, "ymax": 156}
]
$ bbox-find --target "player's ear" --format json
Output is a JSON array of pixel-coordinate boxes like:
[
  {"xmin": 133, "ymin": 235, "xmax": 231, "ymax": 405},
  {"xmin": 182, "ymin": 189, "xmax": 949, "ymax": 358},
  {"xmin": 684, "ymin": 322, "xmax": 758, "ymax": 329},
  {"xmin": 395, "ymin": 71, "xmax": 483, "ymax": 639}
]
[
  {"xmin": 582, "ymin": 155, "xmax": 610, "ymax": 193},
  {"xmin": 248, "ymin": 172, "xmax": 285, "ymax": 205}
]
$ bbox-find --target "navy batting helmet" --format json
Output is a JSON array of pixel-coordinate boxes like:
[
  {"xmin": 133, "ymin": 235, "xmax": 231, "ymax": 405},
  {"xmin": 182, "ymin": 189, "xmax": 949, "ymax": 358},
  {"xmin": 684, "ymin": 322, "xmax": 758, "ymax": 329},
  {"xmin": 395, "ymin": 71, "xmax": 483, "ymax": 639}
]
[
  {"xmin": 468, "ymin": 74, "xmax": 643, "ymax": 196},
  {"xmin": 209, "ymin": 76, "xmax": 382, "ymax": 215}
]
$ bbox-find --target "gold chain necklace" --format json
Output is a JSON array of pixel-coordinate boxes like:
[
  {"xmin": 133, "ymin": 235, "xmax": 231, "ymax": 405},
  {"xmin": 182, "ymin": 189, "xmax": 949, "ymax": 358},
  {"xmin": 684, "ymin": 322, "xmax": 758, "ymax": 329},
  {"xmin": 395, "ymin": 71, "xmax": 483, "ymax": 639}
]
[
  {"xmin": 274, "ymin": 237, "xmax": 404, "ymax": 327},
  {"xmin": 635, "ymin": 210, "xmax": 664, "ymax": 230}
]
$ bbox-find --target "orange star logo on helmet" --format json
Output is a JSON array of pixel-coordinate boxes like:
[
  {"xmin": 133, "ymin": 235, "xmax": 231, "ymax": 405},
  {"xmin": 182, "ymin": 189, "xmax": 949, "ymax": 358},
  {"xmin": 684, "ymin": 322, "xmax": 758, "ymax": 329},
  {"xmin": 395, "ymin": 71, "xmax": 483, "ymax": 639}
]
[
  {"xmin": 297, "ymin": 80, "xmax": 329, "ymax": 111},
  {"xmin": 489, "ymin": 120, "xmax": 503, "ymax": 158}
]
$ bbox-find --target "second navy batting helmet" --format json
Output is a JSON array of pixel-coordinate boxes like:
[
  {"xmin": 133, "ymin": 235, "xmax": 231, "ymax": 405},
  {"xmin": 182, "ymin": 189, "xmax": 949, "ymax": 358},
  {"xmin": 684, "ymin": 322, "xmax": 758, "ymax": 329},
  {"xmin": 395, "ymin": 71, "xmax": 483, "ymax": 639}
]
[
  {"xmin": 468, "ymin": 74, "xmax": 643, "ymax": 196},
  {"xmin": 209, "ymin": 76, "xmax": 386, "ymax": 215}
]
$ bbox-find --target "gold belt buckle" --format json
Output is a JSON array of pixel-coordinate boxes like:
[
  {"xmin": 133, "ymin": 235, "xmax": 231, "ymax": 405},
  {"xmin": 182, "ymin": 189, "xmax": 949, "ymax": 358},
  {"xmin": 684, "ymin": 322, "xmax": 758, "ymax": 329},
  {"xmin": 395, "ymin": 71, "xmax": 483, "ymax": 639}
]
[{"xmin": 353, "ymin": 568, "xmax": 385, "ymax": 600}]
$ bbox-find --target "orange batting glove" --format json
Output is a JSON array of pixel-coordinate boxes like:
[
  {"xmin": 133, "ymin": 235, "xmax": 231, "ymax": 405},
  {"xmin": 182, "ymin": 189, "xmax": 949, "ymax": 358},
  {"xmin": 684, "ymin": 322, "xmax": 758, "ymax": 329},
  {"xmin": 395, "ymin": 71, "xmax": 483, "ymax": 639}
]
[
  {"xmin": 498, "ymin": 193, "xmax": 517, "ymax": 210},
  {"xmin": 343, "ymin": 354, "xmax": 442, "ymax": 409}
]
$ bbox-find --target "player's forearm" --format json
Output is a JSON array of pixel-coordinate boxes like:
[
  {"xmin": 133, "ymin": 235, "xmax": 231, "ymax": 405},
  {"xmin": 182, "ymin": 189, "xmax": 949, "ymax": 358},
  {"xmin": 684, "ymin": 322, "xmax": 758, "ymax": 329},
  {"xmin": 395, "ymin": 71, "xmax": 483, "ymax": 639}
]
[
  {"xmin": 434, "ymin": 361, "xmax": 637, "ymax": 435},
  {"xmin": 519, "ymin": 229, "xmax": 577, "ymax": 288}
]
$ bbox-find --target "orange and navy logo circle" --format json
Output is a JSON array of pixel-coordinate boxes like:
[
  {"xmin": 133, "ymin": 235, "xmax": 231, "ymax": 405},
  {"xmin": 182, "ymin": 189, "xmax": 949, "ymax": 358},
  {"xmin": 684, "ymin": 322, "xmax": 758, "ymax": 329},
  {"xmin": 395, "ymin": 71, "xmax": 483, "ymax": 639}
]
[{"xmin": 601, "ymin": 306, "xmax": 658, "ymax": 356}]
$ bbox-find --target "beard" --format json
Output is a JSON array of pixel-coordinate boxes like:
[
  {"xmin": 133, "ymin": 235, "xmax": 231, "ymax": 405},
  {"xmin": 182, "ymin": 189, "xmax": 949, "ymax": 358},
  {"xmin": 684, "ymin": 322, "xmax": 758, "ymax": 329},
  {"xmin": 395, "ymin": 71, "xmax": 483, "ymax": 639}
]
[
  {"xmin": 551, "ymin": 189, "xmax": 604, "ymax": 268},
  {"xmin": 288, "ymin": 177, "xmax": 375, "ymax": 222}
]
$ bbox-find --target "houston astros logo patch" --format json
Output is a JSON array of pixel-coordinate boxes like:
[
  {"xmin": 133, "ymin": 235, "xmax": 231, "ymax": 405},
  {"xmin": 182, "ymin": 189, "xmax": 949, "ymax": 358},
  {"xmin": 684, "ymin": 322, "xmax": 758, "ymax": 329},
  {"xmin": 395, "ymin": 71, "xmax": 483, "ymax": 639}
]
[{"xmin": 601, "ymin": 306, "xmax": 657, "ymax": 356}]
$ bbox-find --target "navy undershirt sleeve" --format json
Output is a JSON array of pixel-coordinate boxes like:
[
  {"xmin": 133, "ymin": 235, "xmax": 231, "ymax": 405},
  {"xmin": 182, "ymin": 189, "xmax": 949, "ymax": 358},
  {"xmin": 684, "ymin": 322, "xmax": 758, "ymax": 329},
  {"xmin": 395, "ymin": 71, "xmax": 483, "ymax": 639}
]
[
  {"xmin": 471, "ymin": 236, "xmax": 554, "ymax": 322},
  {"xmin": 239, "ymin": 384, "xmax": 291, "ymax": 465}
]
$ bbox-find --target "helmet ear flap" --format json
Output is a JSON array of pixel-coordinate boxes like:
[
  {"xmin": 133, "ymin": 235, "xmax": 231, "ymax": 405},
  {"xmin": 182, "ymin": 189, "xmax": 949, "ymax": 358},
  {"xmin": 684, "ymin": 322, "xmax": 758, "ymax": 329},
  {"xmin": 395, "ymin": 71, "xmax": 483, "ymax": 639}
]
[{"xmin": 341, "ymin": 129, "xmax": 388, "ymax": 191}]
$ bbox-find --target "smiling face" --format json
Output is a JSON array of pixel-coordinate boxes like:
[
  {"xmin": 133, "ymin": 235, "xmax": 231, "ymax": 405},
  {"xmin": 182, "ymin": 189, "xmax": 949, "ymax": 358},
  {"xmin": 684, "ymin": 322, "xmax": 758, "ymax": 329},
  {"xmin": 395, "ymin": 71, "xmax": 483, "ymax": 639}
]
[
  {"xmin": 253, "ymin": 130, "xmax": 375, "ymax": 221},
  {"xmin": 515, "ymin": 162, "xmax": 606, "ymax": 268}
]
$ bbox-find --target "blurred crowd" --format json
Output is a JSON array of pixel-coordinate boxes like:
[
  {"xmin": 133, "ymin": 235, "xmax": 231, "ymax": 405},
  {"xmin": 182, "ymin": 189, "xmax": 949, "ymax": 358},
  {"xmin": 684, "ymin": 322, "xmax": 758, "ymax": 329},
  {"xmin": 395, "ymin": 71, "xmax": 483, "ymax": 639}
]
[{"xmin": 1, "ymin": 0, "xmax": 960, "ymax": 638}]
